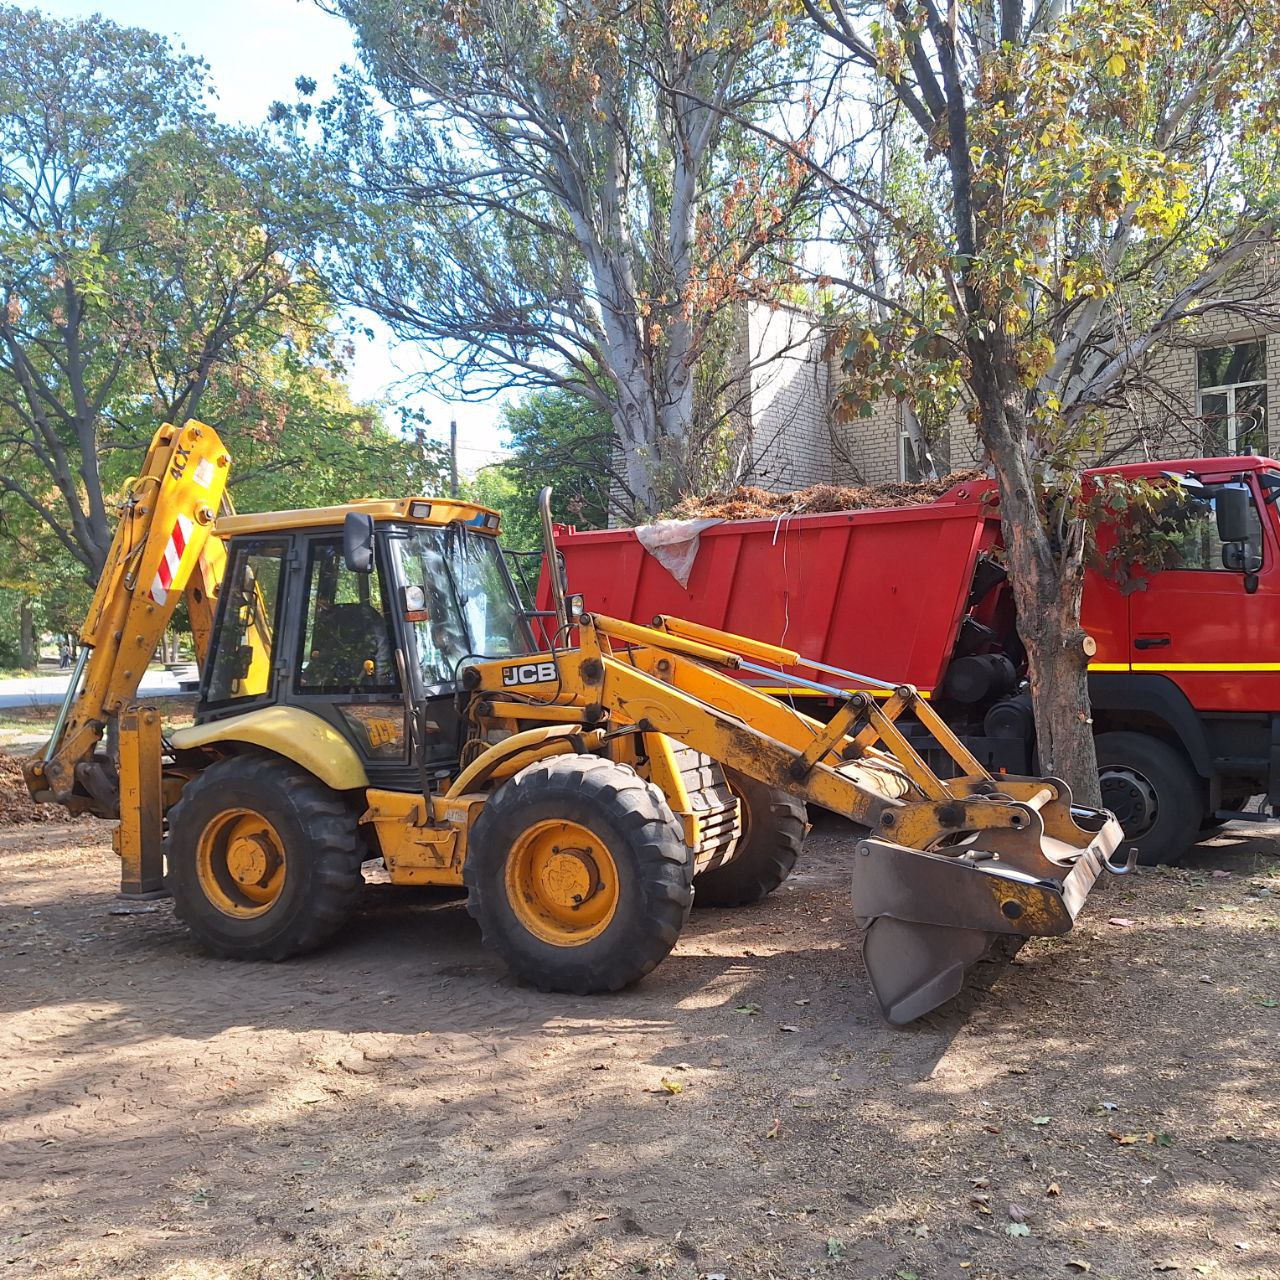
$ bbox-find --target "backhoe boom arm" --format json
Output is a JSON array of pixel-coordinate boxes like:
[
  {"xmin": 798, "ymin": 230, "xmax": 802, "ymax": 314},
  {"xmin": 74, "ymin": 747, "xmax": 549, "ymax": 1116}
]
[{"xmin": 24, "ymin": 421, "xmax": 230, "ymax": 812}]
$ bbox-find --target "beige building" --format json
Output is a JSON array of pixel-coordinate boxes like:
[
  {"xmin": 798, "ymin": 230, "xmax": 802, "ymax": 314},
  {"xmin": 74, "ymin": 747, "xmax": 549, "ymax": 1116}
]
[{"xmin": 737, "ymin": 270, "xmax": 1280, "ymax": 489}]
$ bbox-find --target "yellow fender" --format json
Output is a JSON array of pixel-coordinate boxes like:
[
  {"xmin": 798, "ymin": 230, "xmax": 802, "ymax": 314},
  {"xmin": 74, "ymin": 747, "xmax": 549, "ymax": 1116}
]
[
  {"xmin": 445, "ymin": 725, "xmax": 607, "ymax": 798},
  {"xmin": 169, "ymin": 706, "xmax": 370, "ymax": 791}
]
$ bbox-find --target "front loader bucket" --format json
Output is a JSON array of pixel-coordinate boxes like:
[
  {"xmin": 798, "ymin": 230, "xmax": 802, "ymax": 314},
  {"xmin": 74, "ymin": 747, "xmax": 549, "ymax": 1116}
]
[{"xmin": 850, "ymin": 799, "xmax": 1125, "ymax": 1024}]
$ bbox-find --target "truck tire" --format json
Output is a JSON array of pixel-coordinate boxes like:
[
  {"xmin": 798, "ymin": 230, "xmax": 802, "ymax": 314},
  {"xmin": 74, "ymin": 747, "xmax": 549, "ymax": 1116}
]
[
  {"xmin": 1095, "ymin": 731, "xmax": 1202, "ymax": 866},
  {"xmin": 166, "ymin": 752, "xmax": 364, "ymax": 960},
  {"xmin": 693, "ymin": 769, "xmax": 807, "ymax": 907},
  {"xmin": 464, "ymin": 754, "xmax": 693, "ymax": 994}
]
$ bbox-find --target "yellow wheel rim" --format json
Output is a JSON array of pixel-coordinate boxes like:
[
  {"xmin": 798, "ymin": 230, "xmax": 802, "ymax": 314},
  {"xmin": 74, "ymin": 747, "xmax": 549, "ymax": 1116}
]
[
  {"xmin": 505, "ymin": 819, "xmax": 619, "ymax": 946},
  {"xmin": 195, "ymin": 808, "xmax": 288, "ymax": 919}
]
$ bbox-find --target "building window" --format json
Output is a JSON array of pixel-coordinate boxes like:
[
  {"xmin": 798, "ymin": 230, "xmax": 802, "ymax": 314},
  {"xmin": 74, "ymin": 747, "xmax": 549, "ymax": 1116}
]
[{"xmin": 1197, "ymin": 341, "xmax": 1268, "ymax": 455}]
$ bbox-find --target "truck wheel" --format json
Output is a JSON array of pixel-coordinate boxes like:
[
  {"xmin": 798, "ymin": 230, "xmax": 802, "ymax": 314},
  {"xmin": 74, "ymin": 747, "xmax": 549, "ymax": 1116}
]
[
  {"xmin": 1095, "ymin": 731, "xmax": 1202, "ymax": 866},
  {"xmin": 166, "ymin": 753, "xmax": 364, "ymax": 960},
  {"xmin": 693, "ymin": 769, "xmax": 807, "ymax": 907},
  {"xmin": 464, "ymin": 755, "xmax": 693, "ymax": 994}
]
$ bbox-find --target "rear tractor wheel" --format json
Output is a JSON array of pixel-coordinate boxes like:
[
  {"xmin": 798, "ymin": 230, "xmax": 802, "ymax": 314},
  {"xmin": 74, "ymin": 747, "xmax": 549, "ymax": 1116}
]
[
  {"xmin": 464, "ymin": 755, "xmax": 694, "ymax": 993},
  {"xmin": 693, "ymin": 768, "xmax": 807, "ymax": 908},
  {"xmin": 166, "ymin": 752, "xmax": 365, "ymax": 960}
]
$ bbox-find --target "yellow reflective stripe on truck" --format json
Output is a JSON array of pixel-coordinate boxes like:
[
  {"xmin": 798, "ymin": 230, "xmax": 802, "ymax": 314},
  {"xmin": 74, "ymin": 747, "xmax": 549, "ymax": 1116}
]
[{"xmin": 1090, "ymin": 662, "xmax": 1280, "ymax": 673}]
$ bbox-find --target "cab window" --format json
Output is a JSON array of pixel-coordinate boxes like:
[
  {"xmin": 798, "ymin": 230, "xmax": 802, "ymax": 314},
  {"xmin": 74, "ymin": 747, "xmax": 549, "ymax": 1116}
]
[
  {"xmin": 205, "ymin": 540, "xmax": 287, "ymax": 705},
  {"xmin": 1163, "ymin": 486, "xmax": 1264, "ymax": 571},
  {"xmin": 296, "ymin": 539, "xmax": 399, "ymax": 695},
  {"xmin": 391, "ymin": 526, "xmax": 531, "ymax": 689}
]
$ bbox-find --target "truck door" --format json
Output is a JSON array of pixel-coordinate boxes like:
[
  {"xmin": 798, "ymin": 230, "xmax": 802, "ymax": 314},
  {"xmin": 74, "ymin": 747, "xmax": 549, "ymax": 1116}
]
[{"xmin": 1125, "ymin": 471, "xmax": 1279, "ymax": 713}]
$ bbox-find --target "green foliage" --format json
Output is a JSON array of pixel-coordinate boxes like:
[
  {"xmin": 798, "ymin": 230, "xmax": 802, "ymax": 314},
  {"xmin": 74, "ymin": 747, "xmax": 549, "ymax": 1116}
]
[
  {"xmin": 464, "ymin": 387, "xmax": 613, "ymax": 554},
  {"xmin": 465, "ymin": 465, "xmax": 538, "ymax": 552},
  {"xmin": 1082, "ymin": 474, "xmax": 1224, "ymax": 595},
  {"xmin": 0, "ymin": 6, "xmax": 346, "ymax": 572}
]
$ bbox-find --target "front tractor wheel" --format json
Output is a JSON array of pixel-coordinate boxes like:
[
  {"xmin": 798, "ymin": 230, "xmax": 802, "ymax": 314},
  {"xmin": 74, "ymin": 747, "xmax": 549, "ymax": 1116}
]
[
  {"xmin": 166, "ymin": 753, "xmax": 364, "ymax": 960},
  {"xmin": 464, "ymin": 755, "xmax": 694, "ymax": 994}
]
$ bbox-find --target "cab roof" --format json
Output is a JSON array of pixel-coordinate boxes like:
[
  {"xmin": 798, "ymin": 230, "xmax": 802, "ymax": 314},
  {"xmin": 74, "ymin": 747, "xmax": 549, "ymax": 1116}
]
[{"xmin": 214, "ymin": 497, "xmax": 502, "ymax": 538}]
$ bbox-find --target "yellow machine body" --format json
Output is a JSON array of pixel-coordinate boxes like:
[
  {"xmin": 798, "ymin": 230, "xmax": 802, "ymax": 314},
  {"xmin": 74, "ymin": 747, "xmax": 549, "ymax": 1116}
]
[{"xmin": 25, "ymin": 424, "xmax": 1125, "ymax": 1022}]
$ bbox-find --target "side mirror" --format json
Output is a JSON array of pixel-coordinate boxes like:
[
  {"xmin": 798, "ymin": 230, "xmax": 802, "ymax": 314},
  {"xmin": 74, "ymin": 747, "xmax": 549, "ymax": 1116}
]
[
  {"xmin": 1214, "ymin": 485, "xmax": 1252, "ymax": 545},
  {"xmin": 343, "ymin": 511, "xmax": 375, "ymax": 574},
  {"xmin": 1223, "ymin": 543, "xmax": 1263, "ymax": 573}
]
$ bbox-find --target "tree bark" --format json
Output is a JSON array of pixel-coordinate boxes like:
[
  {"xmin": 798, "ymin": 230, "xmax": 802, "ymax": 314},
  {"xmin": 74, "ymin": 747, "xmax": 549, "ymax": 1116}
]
[
  {"xmin": 19, "ymin": 598, "xmax": 36, "ymax": 671},
  {"xmin": 975, "ymin": 343, "xmax": 1103, "ymax": 807}
]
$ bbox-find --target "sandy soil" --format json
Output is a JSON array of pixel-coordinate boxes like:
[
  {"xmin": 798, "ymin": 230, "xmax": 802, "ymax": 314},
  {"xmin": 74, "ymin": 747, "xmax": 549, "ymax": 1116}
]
[{"xmin": 2, "ymin": 807, "xmax": 1278, "ymax": 1280}]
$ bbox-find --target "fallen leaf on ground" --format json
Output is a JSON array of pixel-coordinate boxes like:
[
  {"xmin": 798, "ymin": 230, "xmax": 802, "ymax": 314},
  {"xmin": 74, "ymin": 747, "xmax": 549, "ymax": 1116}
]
[
  {"xmin": 826, "ymin": 1236, "xmax": 845, "ymax": 1259},
  {"xmin": 1007, "ymin": 1203, "xmax": 1029, "ymax": 1223},
  {"xmin": 656, "ymin": 1078, "xmax": 683, "ymax": 1095},
  {"xmin": 1066, "ymin": 1261, "xmax": 1091, "ymax": 1273},
  {"xmin": 764, "ymin": 1118, "xmax": 780, "ymax": 1139},
  {"xmin": 1006, "ymin": 1222, "xmax": 1031, "ymax": 1238},
  {"xmin": 1032, "ymin": 1116, "xmax": 1052, "ymax": 1126},
  {"xmin": 1108, "ymin": 917, "xmax": 1136, "ymax": 928},
  {"xmin": 1046, "ymin": 1182, "xmax": 1061, "ymax": 1196}
]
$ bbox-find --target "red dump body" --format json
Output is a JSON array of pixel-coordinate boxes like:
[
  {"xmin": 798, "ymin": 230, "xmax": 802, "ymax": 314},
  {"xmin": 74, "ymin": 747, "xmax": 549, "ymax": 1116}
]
[
  {"xmin": 547, "ymin": 489, "xmax": 999, "ymax": 693},
  {"xmin": 543, "ymin": 457, "xmax": 1280, "ymax": 860}
]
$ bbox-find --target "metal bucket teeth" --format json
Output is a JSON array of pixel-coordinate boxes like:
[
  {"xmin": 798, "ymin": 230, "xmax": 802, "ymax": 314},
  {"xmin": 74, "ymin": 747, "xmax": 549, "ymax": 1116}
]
[{"xmin": 850, "ymin": 810, "xmax": 1125, "ymax": 1024}]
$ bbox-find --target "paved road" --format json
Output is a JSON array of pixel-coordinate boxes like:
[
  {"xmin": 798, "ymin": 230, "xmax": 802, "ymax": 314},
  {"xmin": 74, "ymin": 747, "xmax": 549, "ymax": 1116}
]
[{"xmin": 0, "ymin": 669, "xmax": 184, "ymax": 709}]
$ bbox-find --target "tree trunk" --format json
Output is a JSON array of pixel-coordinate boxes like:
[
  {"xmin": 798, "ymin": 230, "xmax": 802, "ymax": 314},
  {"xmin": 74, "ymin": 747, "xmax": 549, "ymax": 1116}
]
[
  {"xmin": 19, "ymin": 598, "xmax": 36, "ymax": 670},
  {"xmin": 978, "ymin": 368, "xmax": 1103, "ymax": 808}
]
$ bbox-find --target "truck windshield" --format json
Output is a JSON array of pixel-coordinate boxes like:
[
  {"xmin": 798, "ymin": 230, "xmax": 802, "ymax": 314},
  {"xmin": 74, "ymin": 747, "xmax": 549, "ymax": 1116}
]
[{"xmin": 391, "ymin": 526, "xmax": 531, "ymax": 686}]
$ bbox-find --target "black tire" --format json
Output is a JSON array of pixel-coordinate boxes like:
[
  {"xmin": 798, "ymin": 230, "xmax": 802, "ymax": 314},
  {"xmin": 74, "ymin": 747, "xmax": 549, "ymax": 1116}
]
[
  {"xmin": 693, "ymin": 768, "xmax": 807, "ymax": 907},
  {"xmin": 1095, "ymin": 731, "xmax": 1202, "ymax": 867},
  {"xmin": 166, "ymin": 752, "xmax": 364, "ymax": 960},
  {"xmin": 463, "ymin": 754, "xmax": 693, "ymax": 994}
]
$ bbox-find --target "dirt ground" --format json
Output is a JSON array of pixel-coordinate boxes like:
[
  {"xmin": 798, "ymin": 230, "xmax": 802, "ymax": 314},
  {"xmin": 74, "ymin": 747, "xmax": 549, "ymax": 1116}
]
[{"xmin": 2, "ymin": 795, "xmax": 1278, "ymax": 1280}]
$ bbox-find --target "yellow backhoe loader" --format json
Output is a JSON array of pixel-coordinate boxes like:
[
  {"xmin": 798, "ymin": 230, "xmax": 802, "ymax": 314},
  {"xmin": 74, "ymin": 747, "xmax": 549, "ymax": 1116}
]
[{"xmin": 25, "ymin": 420, "xmax": 1129, "ymax": 1022}]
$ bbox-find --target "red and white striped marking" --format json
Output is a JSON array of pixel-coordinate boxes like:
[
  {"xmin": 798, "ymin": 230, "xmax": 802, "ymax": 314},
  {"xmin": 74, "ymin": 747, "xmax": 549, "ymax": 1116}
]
[{"xmin": 149, "ymin": 514, "xmax": 193, "ymax": 605}]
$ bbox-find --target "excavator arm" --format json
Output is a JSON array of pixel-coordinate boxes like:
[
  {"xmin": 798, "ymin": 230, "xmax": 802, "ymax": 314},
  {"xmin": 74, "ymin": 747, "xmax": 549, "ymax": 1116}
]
[{"xmin": 24, "ymin": 421, "xmax": 231, "ymax": 885}]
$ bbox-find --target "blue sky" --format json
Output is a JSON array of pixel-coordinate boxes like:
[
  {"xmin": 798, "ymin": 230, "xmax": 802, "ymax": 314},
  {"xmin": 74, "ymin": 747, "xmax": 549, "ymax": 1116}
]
[{"xmin": 34, "ymin": 0, "xmax": 508, "ymax": 468}]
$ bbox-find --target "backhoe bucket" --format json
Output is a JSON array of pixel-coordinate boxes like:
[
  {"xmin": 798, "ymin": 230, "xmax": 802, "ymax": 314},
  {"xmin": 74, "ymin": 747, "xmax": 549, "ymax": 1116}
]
[{"xmin": 850, "ymin": 787, "xmax": 1126, "ymax": 1024}]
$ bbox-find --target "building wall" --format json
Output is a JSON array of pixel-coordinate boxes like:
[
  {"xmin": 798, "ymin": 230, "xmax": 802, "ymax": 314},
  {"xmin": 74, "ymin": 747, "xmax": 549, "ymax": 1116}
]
[
  {"xmin": 737, "ymin": 264, "xmax": 1280, "ymax": 495},
  {"xmin": 734, "ymin": 304, "xmax": 835, "ymax": 491}
]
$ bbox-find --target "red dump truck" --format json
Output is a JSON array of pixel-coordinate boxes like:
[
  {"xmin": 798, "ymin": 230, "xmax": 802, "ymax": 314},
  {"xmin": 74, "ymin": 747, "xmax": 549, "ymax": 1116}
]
[{"xmin": 545, "ymin": 455, "xmax": 1280, "ymax": 864}]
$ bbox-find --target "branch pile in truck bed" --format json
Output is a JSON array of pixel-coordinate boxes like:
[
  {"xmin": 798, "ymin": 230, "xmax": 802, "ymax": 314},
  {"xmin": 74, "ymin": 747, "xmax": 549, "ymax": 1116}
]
[{"xmin": 670, "ymin": 470, "xmax": 987, "ymax": 521}]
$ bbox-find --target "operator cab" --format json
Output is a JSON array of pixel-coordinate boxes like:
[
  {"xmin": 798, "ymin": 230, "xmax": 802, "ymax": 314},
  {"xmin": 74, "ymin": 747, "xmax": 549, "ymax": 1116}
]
[{"xmin": 198, "ymin": 498, "xmax": 535, "ymax": 786}]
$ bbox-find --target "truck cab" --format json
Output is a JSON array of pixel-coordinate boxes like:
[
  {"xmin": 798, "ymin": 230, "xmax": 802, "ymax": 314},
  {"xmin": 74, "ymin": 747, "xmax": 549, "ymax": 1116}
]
[{"xmin": 1083, "ymin": 457, "xmax": 1280, "ymax": 854}]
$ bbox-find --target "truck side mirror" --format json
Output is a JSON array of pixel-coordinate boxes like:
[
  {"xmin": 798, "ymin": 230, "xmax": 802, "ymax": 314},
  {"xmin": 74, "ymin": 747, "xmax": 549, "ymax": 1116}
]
[
  {"xmin": 343, "ymin": 512, "xmax": 375, "ymax": 574},
  {"xmin": 1214, "ymin": 485, "xmax": 1252, "ymax": 545},
  {"xmin": 1223, "ymin": 542, "xmax": 1263, "ymax": 575}
]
